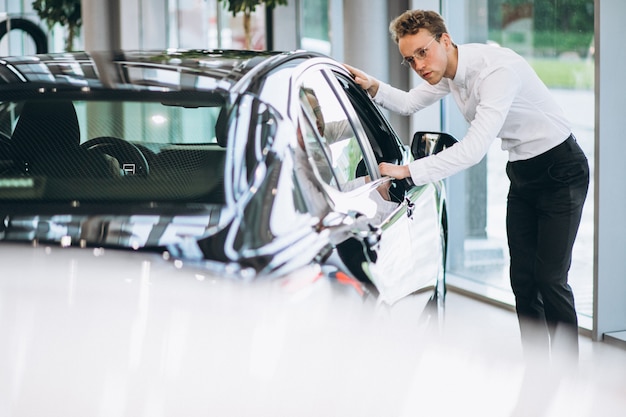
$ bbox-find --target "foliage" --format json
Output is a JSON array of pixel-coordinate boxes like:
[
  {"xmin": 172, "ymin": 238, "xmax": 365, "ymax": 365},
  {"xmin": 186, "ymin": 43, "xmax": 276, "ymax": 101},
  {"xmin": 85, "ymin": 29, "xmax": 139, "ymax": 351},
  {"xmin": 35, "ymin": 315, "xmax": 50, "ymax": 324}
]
[
  {"xmin": 217, "ymin": 0, "xmax": 288, "ymax": 49},
  {"xmin": 534, "ymin": 0, "xmax": 594, "ymax": 33},
  {"xmin": 488, "ymin": 0, "xmax": 593, "ymax": 34},
  {"xmin": 487, "ymin": 0, "xmax": 593, "ymax": 58},
  {"xmin": 32, "ymin": 0, "xmax": 82, "ymax": 51},
  {"xmin": 217, "ymin": 0, "xmax": 288, "ymax": 16}
]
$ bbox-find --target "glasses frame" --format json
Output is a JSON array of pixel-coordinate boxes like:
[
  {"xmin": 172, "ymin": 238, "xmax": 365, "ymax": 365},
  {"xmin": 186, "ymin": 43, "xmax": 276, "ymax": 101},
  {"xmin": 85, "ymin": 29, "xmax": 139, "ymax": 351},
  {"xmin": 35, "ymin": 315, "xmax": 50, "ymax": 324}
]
[{"xmin": 400, "ymin": 35, "xmax": 439, "ymax": 68}]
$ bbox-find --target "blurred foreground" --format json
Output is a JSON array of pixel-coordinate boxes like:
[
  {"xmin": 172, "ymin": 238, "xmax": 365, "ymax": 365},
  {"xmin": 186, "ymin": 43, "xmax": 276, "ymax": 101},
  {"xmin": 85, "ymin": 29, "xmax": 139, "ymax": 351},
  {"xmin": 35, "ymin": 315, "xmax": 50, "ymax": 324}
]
[{"xmin": 1, "ymin": 257, "xmax": 624, "ymax": 417}]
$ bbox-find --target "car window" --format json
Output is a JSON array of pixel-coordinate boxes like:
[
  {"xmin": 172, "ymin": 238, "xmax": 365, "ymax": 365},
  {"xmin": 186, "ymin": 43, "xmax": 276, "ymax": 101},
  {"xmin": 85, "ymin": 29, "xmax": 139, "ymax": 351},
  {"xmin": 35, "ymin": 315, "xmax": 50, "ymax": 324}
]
[
  {"xmin": 75, "ymin": 101, "xmax": 221, "ymax": 145},
  {"xmin": 297, "ymin": 71, "xmax": 370, "ymax": 192},
  {"xmin": 0, "ymin": 95, "xmax": 228, "ymax": 208},
  {"xmin": 332, "ymin": 72, "xmax": 403, "ymax": 164}
]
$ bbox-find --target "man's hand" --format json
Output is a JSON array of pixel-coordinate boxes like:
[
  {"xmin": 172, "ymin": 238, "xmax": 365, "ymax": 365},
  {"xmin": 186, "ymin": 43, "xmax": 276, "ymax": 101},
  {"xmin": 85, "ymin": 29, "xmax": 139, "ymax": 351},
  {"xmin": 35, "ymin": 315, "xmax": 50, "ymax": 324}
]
[
  {"xmin": 379, "ymin": 162, "xmax": 410, "ymax": 180},
  {"xmin": 343, "ymin": 63, "xmax": 380, "ymax": 98},
  {"xmin": 376, "ymin": 178, "xmax": 392, "ymax": 201}
]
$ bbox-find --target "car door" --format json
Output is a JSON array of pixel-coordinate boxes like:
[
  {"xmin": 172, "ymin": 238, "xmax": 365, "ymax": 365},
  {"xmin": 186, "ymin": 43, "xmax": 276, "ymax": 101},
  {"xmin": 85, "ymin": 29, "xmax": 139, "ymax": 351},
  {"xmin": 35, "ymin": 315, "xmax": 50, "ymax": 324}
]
[
  {"xmin": 293, "ymin": 69, "xmax": 388, "ymax": 222},
  {"xmin": 326, "ymin": 69, "xmax": 445, "ymax": 305},
  {"xmin": 290, "ymin": 61, "xmax": 444, "ymax": 305}
]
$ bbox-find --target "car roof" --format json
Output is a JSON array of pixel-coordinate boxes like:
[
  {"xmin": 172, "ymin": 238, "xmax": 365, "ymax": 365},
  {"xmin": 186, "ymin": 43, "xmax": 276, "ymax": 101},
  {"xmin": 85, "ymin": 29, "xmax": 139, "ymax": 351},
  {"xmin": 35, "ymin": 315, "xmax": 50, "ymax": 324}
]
[{"xmin": 0, "ymin": 49, "xmax": 324, "ymax": 95}]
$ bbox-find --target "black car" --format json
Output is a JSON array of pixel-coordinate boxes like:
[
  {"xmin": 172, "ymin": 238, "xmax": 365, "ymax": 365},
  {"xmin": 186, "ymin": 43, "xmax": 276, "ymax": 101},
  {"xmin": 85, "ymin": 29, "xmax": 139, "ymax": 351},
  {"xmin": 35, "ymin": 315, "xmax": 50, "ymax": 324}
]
[{"xmin": 0, "ymin": 49, "xmax": 455, "ymax": 305}]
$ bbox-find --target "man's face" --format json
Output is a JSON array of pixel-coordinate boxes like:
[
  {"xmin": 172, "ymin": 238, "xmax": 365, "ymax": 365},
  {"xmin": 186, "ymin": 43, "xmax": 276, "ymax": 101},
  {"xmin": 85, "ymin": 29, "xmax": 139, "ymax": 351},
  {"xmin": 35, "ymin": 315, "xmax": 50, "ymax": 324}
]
[
  {"xmin": 398, "ymin": 29, "xmax": 447, "ymax": 85},
  {"xmin": 306, "ymin": 93, "xmax": 325, "ymax": 137}
]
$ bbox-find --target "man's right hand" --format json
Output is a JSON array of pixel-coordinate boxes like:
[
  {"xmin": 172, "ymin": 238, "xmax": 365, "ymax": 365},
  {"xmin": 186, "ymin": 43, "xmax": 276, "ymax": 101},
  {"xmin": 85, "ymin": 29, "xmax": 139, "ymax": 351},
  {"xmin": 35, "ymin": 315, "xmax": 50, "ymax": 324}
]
[{"xmin": 379, "ymin": 162, "xmax": 410, "ymax": 180}]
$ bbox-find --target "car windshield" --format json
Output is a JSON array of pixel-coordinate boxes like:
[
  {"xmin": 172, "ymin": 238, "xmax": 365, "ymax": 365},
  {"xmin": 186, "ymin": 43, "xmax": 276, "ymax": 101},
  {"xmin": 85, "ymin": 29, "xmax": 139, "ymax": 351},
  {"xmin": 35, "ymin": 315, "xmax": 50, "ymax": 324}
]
[{"xmin": 0, "ymin": 93, "xmax": 228, "ymax": 212}]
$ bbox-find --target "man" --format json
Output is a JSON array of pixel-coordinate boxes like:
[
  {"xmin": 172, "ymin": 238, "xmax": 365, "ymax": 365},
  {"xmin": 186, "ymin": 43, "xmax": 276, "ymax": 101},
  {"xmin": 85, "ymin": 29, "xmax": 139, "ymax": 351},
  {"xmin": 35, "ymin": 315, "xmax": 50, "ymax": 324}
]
[{"xmin": 345, "ymin": 9, "xmax": 589, "ymax": 359}]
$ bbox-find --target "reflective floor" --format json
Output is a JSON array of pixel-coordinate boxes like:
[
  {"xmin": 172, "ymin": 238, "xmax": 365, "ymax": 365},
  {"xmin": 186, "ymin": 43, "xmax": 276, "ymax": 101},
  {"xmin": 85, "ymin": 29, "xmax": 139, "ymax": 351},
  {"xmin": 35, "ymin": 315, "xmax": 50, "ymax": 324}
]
[
  {"xmin": 432, "ymin": 291, "xmax": 626, "ymax": 417},
  {"xmin": 1, "ymin": 277, "xmax": 624, "ymax": 416}
]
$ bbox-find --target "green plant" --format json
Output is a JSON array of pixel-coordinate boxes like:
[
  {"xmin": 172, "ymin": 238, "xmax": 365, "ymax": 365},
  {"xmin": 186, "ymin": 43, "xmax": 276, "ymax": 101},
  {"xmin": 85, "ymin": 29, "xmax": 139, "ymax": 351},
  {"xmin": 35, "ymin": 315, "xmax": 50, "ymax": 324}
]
[
  {"xmin": 32, "ymin": 0, "xmax": 82, "ymax": 52},
  {"xmin": 217, "ymin": 0, "xmax": 288, "ymax": 49}
]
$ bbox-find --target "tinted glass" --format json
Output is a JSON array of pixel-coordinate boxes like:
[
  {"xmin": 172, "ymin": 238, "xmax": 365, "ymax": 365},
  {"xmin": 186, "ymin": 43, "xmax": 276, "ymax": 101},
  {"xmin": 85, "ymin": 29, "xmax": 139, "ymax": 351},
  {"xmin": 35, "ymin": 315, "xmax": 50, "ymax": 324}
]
[
  {"xmin": 298, "ymin": 71, "xmax": 368, "ymax": 191},
  {"xmin": 0, "ymin": 96, "xmax": 227, "ymax": 207}
]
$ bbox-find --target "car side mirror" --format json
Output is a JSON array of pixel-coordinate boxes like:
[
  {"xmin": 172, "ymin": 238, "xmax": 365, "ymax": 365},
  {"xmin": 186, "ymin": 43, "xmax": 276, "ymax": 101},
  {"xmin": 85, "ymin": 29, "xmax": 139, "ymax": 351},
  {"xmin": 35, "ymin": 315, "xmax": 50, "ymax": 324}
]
[{"xmin": 410, "ymin": 131, "xmax": 458, "ymax": 159}]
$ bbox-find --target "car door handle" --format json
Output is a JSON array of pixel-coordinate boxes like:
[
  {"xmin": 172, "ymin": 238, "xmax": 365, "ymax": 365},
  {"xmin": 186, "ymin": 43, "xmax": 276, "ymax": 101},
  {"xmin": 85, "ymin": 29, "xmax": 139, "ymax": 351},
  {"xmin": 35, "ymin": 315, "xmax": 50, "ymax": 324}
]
[{"xmin": 405, "ymin": 197, "xmax": 415, "ymax": 219}]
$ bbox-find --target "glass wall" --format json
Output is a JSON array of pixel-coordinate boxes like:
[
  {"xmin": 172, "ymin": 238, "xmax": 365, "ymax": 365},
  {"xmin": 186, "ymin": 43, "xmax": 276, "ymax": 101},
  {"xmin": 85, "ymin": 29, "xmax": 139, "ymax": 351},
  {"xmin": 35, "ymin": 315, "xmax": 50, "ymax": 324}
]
[
  {"xmin": 170, "ymin": 0, "xmax": 268, "ymax": 50},
  {"xmin": 447, "ymin": 0, "xmax": 595, "ymax": 327},
  {"xmin": 301, "ymin": 0, "xmax": 330, "ymax": 54},
  {"xmin": 0, "ymin": 1, "xmax": 330, "ymax": 55},
  {"xmin": 169, "ymin": 0, "xmax": 328, "ymax": 52}
]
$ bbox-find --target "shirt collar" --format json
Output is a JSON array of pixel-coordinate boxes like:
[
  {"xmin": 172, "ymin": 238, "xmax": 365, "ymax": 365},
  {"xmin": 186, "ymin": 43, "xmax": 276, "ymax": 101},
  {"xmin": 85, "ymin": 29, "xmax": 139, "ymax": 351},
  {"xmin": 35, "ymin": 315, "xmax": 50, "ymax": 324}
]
[{"xmin": 452, "ymin": 44, "xmax": 467, "ymax": 89}]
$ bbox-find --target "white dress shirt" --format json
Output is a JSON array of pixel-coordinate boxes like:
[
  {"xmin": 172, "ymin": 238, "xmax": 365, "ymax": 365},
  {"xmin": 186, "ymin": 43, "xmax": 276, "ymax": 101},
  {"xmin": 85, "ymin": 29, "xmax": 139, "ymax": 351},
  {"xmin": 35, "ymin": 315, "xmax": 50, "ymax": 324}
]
[{"xmin": 374, "ymin": 43, "xmax": 572, "ymax": 185}]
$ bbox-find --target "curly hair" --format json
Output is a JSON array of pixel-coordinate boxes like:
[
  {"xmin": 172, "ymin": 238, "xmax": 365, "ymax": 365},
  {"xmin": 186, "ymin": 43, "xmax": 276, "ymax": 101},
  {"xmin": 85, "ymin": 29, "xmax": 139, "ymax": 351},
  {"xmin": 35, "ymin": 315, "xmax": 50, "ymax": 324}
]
[{"xmin": 389, "ymin": 10, "xmax": 449, "ymax": 44}]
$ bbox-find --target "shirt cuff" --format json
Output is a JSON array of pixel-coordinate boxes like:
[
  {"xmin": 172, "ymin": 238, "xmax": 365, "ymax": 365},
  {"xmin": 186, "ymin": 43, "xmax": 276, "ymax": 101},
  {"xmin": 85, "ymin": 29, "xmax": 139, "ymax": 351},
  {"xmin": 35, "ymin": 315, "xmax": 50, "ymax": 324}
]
[
  {"xmin": 372, "ymin": 81, "xmax": 391, "ymax": 105},
  {"xmin": 408, "ymin": 160, "xmax": 430, "ymax": 186}
]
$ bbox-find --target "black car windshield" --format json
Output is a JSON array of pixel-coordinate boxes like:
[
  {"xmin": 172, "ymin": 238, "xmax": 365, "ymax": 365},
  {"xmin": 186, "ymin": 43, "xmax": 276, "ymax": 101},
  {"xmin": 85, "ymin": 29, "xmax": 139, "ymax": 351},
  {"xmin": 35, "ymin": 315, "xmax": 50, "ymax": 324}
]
[{"xmin": 0, "ymin": 93, "xmax": 229, "ymax": 211}]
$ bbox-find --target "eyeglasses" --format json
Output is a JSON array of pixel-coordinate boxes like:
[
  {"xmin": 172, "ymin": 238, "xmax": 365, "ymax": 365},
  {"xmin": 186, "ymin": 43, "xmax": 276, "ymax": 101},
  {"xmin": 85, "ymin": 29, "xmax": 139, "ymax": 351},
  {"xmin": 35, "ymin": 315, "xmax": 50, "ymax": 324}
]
[{"xmin": 400, "ymin": 36, "xmax": 437, "ymax": 68}]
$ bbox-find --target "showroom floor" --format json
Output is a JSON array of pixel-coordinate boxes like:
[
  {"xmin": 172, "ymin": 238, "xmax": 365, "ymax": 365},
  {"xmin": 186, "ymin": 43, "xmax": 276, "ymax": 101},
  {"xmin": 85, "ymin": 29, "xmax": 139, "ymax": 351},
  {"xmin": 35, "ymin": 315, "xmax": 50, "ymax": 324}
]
[{"xmin": 433, "ymin": 290, "xmax": 626, "ymax": 417}]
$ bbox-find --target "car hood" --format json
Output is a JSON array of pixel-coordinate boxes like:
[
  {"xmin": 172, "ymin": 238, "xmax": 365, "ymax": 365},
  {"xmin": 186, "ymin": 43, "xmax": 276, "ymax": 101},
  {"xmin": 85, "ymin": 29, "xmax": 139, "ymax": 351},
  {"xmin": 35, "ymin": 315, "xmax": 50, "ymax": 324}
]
[{"xmin": 0, "ymin": 242, "xmax": 433, "ymax": 416}]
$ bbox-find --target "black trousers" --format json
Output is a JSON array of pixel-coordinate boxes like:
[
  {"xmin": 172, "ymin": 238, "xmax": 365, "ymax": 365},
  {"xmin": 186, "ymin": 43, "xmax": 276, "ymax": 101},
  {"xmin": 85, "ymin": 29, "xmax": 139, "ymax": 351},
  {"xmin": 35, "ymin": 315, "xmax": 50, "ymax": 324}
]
[{"xmin": 505, "ymin": 135, "xmax": 589, "ymax": 356}]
